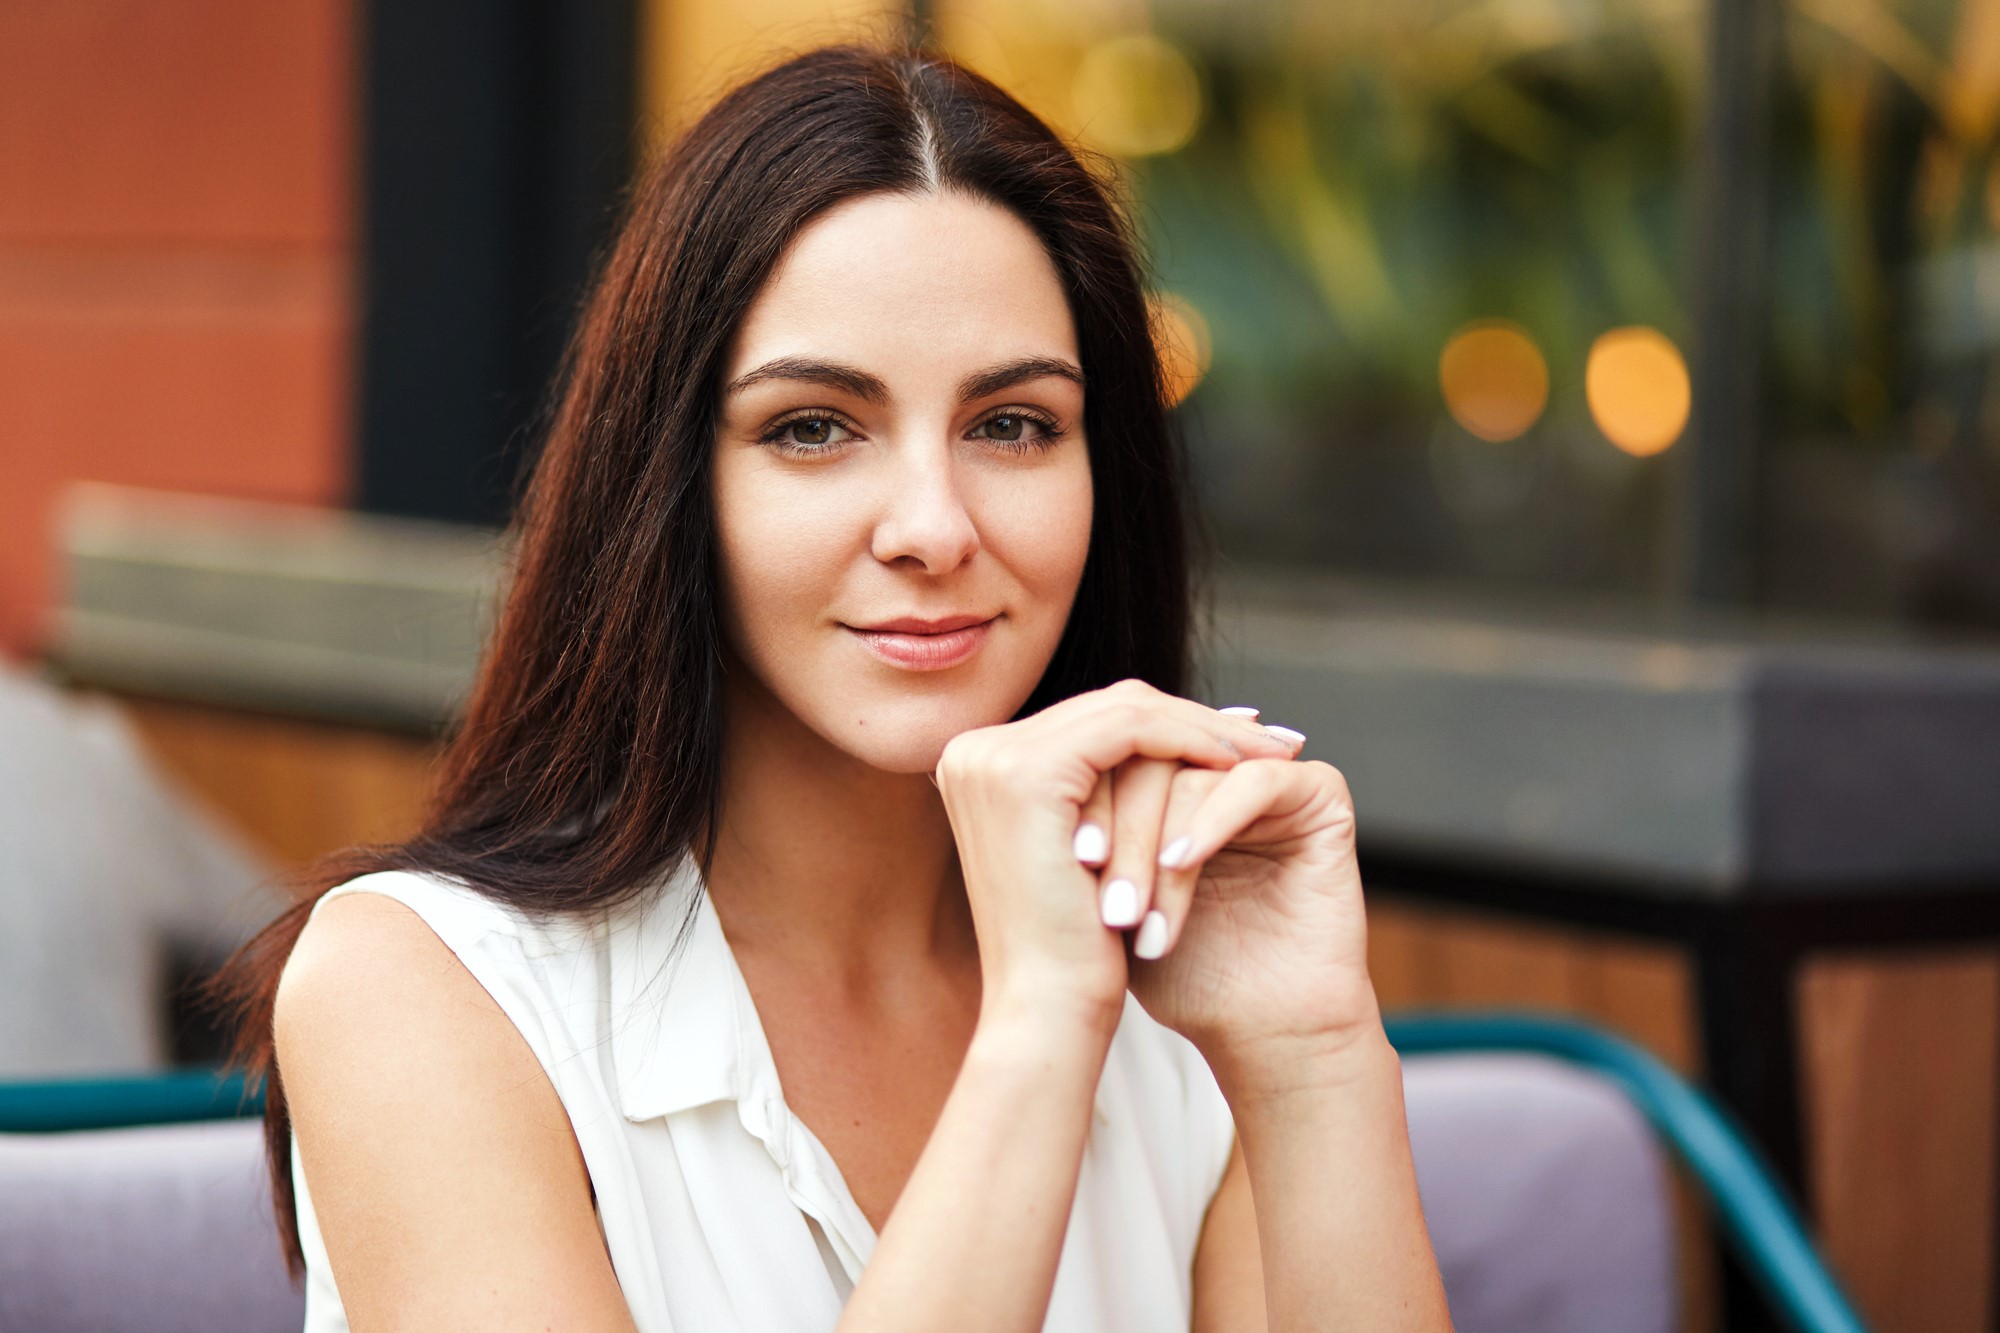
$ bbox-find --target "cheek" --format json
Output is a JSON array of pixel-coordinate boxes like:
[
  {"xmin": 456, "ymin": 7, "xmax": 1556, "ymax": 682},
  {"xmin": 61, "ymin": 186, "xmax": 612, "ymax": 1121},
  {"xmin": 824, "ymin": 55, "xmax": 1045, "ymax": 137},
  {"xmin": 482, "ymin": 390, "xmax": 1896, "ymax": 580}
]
[
  {"xmin": 984, "ymin": 450, "xmax": 1094, "ymax": 609},
  {"xmin": 713, "ymin": 461, "xmax": 854, "ymax": 655}
]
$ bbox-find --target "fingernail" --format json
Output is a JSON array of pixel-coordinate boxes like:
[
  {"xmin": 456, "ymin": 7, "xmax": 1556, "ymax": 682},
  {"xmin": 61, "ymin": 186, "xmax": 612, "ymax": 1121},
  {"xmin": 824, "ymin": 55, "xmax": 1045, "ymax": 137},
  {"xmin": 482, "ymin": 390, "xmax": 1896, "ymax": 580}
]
[
  {"xmin": 1218, "ymin": 706, "xmax": 1261, "ymax": 717},
  {"xmin": 1158, "ymin": 835, "xmax": 1191, "ymax": 869},
  {"xmin": 1133, "ymin": 910, "xmax": 1170, "ymax": 960},
  {"xmin": 1265, "ymin": 725, "xmax": 1307, "ymax": 746},
  {"xmin": 1073, "ymin": 822, "xmax": 1108, "ymax": 865},
  {"xmin": 1100, "ymin": 878, "xmax": 1142, "ymax": 928}
]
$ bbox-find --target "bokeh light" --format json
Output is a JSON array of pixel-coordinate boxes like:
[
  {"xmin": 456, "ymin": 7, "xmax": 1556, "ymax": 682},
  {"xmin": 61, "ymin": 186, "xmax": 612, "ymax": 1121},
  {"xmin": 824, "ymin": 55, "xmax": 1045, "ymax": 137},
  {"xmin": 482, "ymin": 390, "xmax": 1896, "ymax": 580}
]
[
  {"xmin": 1071, "ymin": 34, "xmax": 1203, "ymax": 158},
  {"xmin": 1438, "ymin": 320, "xmax": 1549, "ymax": 442},
  {"xmin": 1151, "ymin": 292, "xmax": 1212, "ymax": 406},
  {"xmin": 1585, "ymin": 327, "xmax": 1691, "ymax": 457}
]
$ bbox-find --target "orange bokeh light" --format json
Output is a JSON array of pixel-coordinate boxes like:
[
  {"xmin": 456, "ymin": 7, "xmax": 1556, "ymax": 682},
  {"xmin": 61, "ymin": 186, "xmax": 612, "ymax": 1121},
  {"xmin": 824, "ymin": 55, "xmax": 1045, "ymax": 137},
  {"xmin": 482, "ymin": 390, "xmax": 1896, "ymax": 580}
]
[
  {"xmin": 1585, "ymin": 327, "xmax": 1690, "ymax": 457},
  {"xmin": 1152, "ymin": 293, "xmax": 1211, "ymax": 406},
  {"xmin": 1438, "ymin": 321, "xmax": 1549, "ymax": 442}
]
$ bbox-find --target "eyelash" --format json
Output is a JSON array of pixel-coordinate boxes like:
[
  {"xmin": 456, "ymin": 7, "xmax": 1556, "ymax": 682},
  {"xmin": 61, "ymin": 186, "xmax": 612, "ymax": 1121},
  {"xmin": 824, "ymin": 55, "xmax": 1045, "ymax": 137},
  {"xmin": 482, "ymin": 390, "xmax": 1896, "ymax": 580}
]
[{"xmin": 757, "ymin": 408, "xmax": 1068, "ymax": 458}]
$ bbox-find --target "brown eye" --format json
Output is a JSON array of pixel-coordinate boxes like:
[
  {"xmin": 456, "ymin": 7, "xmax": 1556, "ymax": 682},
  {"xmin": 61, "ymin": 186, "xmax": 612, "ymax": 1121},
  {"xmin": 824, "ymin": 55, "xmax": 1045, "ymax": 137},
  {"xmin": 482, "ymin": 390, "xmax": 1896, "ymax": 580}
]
[
  {"xmin": 760, "ymin": 413, "xmax": 858, "ymax": 454},
  {"xmin": 971, "ymin": 412, "xmax": 1062, "ymax": 449},
  {"xmin": 787, "ymin": 417, "xmax": 834, "ymax": 445}
]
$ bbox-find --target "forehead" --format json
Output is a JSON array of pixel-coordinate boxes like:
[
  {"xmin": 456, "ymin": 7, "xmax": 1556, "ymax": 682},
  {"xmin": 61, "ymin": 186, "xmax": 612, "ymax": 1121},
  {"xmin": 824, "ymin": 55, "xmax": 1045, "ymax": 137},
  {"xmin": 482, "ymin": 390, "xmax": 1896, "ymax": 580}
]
[{"xmin": 725, "ymin": 189, "xmax": 1078, "ymax": 380}]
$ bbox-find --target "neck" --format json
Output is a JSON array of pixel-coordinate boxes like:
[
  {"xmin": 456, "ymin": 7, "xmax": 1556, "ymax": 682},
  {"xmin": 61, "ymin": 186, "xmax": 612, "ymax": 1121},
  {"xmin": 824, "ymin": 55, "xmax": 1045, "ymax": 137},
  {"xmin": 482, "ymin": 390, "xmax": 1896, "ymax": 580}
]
[{"xmin": 704, "ymin": 667, "xmax": 972, "ymax": 977}]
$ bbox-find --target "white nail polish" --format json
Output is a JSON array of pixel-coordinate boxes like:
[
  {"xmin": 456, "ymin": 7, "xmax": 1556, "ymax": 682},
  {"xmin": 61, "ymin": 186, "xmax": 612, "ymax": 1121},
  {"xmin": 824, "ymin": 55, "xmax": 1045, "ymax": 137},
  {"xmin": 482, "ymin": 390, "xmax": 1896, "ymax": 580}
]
[
  {"xmin": 1100, "ymin": 878, "xmax": 1141, "ymax": 928},
  {"xmin": 1218, "ymin": 706, "xmax": 1260, "ymax": 717},
  {"xmin": 1265, "ymin": 725, "xmax": 1307, "ymax": 746},
  {"xmin": 1158, "ymin": 835, "xmax": 1191, "ymax": 869},
  {"xmin": 1073, "ymin": 822, "xmax": 1108, "ymax": 865},
  {"xmin": 1133, "ymin": 910, "xmax": 1170, "ymax": 960}
]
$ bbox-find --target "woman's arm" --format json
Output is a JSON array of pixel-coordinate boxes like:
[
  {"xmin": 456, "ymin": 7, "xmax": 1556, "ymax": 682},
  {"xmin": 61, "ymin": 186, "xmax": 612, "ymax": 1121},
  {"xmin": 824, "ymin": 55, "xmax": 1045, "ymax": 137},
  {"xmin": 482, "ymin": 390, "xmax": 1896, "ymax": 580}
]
[
  {"xmin": 836, "ymin": 681, "xmax": 1295, "ymax": 1331},
  {"xmin": 1206, "ymin": 1023, "xmax": 1450, "ymax": 1332},
  {"xmin": 1191, "ymin": 1030, "xmax": 1446, "ymax": 1333},
  {"xmin": 835, "ymin": 991, "xmax": 1116, "ymax": 1331},
  {"xmin": 1105, "ymin": 749, "xmax": 1451, "ymax": 1330},
  {"xmin": 1191, "ymin": 1140, "xmax": 1267, "ymax": 1332},
  {"xmin": 275, "ymin": 892, "xmax": 638, "ymax": 1333}
]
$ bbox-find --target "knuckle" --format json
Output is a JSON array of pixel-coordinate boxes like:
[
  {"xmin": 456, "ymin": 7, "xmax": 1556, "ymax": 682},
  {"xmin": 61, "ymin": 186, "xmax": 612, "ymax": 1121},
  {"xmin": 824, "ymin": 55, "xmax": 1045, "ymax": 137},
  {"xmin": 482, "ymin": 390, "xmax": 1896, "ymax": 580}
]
[
  {"xmin": 984, "ymin": 746, "xmax": 1033, "ymax": 785},
  {"xmin": 1104, "ymin": 701, "xmax": 1146, "ymax": 730},
  {"xmin": 936, "ymin": 731, "xmax": 987, "ymax": 780},
  {"xmin": 1308, "ymin": 758, "xmax": 1348, "ymax": 787},
  {"xmin": 933, "ymin": 740, "xmax": 968, "ymax": 788},
  {"xmin": 964, "ymin": 736, "xmax": 1030, "ymax": 785},
  {"xmin": 1306, "ymin": 759, "xmax": 1354, "ymax": 804},
  {"xmin": 938, "ymin": 732, "xmax": 1038, "ymax": 791}
]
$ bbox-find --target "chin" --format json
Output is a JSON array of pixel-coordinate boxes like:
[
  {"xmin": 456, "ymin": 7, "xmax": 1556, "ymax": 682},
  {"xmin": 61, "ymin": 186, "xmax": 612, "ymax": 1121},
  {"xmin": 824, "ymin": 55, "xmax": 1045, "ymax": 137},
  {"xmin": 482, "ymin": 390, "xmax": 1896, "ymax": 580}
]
[{"xmin": 820, "ymin": 682, "xmax": 1033, "ymax": 775}]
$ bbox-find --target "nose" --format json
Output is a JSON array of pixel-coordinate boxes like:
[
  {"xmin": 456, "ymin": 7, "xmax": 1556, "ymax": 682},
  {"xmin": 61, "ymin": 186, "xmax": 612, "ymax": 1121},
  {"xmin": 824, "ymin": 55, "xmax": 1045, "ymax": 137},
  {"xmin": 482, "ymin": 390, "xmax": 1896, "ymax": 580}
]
[{"xmin": 870, "ymin": 438, "xmax": 980, "ymax": 575}]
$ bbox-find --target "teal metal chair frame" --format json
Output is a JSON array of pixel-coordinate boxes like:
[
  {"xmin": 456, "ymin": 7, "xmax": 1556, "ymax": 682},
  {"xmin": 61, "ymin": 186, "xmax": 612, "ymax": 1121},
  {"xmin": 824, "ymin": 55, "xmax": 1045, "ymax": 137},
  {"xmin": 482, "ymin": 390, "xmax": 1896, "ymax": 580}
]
[
  {"xmin": 0, "ymin": 1066, "xmax": 259, "ymax": 1133},
  {"xmin": 2, "ymin": 1012, "xmax": 1865, "ymax": 1332},
  {"xmin": 1385, "ymin": 1011, "xmax": 1867, "ymax": 1333}
]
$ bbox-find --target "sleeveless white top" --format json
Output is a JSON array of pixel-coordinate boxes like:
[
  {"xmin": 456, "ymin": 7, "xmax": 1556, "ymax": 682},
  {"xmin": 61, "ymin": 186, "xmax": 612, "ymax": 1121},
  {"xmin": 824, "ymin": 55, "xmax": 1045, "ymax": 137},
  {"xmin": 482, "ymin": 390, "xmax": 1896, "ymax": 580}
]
[{"xmin": 291, "ymin": 856, "xmax": 1237, "ymax": 1331}]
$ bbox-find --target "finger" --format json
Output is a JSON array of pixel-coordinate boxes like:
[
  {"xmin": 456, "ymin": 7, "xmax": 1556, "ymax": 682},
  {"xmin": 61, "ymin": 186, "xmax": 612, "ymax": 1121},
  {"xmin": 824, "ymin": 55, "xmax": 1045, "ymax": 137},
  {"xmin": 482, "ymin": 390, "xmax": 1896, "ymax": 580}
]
[
  {"xmin": 1098, "ymin": 757, "xmax": 1176, "ymax": 929},
  {"xmin": 1161, "ymin": 758, "xmax": 1337, "ymax": 874},
  {"xmin": 1020, "ymin": 704, "xmax": 1257, "ymax": 801},
  {"xmin": 1030, "ymin": 681, "xmax": 1299, "ymax": 765},
  {"xmin": 1072, "ymin": 770, "xmax": 1113, "ymax": 868},
  {"xmin": 1133, "ymin": 766, "xmax": 1225, "ymax": 959},
  {"xmin": 1032, "ymin": 688, "xmax": 1296, "ymax": 784}
]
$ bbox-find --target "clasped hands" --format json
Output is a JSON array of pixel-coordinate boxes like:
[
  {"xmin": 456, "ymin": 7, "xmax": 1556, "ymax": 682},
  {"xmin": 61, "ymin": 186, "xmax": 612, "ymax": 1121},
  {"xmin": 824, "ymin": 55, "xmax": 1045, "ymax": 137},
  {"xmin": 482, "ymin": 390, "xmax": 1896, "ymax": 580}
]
[{"xmin": 934, "ymin": 678, "xmax": 1382, "ymax": 1089}]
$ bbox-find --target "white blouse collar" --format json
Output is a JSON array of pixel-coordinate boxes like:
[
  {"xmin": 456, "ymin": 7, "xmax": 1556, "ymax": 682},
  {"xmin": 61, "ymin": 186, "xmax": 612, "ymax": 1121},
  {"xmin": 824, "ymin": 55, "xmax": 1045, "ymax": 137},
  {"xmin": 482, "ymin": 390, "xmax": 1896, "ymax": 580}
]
[
  {"xmin": 605, "ymin": 851, "xmax": 883, "ymax": 1277},
  {"xmin": 606, "ymin": 852, "xmax": 773, "ymax": 1123}
]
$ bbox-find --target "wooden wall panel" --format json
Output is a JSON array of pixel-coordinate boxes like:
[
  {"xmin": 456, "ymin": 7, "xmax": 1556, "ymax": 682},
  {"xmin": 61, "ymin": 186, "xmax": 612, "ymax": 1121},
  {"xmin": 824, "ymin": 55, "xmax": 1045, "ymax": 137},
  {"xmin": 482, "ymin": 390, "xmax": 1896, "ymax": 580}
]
[
  {"xmin": 108, "ymin": 695, "xmax": 438, "ymax": 869},
  {"xmin": 1371, "ymin": 897, "xmax": 2000, "ymax": 1333},
  {"xmin": 1799, "ymin": 949, "xmax": 2000, "ymax": 1333},
  {"xmin": 1368, "ymin": 896, "xmax": 1699, "ymax": 1070}
]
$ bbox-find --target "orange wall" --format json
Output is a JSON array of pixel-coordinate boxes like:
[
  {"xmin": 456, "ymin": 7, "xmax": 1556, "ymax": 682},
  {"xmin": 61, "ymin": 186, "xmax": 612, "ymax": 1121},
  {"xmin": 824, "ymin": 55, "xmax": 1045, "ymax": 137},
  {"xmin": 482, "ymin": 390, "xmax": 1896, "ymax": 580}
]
[{"xmin": 0, "ymin": 1, "xmax": 356, "ymax": 656}]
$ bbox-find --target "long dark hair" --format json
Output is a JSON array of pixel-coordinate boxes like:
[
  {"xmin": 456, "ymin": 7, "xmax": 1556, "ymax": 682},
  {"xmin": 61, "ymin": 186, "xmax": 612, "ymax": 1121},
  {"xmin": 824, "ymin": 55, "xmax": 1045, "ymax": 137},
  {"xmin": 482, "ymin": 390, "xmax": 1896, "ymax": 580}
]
[{"xmin": 215, "ymin": 41, "xmax": 1202, "ymax": 1272}]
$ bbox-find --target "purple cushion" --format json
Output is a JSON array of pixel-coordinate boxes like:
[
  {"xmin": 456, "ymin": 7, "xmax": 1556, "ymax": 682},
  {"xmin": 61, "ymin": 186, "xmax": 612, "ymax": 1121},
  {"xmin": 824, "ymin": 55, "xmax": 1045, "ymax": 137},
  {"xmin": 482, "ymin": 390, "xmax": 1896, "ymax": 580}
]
[
  {"xmin": 1408, "ymin": 1053, "xmax": 1677, "ymax": 1333},
  {"xmin": 0, "ymin": 1053, "xmax": 1675, "ymax": 1332},
  {"xmin": 0, "ymin": 1119, "xmax": 301, "ymax": 1333}
]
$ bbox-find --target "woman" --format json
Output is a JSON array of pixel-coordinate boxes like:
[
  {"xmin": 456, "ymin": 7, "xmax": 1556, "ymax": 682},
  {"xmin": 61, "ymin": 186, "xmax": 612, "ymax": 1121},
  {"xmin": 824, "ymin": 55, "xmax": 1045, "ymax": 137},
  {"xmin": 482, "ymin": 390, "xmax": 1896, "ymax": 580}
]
[{"xmin": 226, "ymin": 43, "xmax": 1452, "ymax": 1332}]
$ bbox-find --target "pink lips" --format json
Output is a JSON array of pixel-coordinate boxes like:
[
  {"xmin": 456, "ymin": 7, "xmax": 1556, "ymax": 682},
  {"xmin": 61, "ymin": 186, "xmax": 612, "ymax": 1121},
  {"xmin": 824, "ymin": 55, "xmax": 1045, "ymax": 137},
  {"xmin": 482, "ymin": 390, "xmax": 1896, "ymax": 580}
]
[{"xmin": 845, "ymin": 613, "xmax": 999, "ymax": 671}]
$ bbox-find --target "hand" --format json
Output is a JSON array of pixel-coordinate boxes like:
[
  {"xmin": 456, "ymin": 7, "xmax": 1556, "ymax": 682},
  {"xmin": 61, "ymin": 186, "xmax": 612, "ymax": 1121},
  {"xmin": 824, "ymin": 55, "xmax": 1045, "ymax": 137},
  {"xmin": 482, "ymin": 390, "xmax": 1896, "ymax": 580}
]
[
  {"xmin": 932, "ymin": 680, "xmax": 1295, "ymax": 1043},
  {"xmin": 1076, "ymin": 725, "xmax": 1379, "ymax": 1087}
]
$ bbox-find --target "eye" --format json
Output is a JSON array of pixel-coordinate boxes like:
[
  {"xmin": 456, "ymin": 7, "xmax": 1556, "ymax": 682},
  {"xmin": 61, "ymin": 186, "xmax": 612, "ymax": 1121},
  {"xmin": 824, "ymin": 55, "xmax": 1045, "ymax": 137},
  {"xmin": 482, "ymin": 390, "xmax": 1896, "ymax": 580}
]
[
  {"xmin": 970, "ymin": 410, "xmax": 1065, "ymax": 450},
  {"xmin": 761, "ymin": 413, "xmax": 857, "ymax": 454}
]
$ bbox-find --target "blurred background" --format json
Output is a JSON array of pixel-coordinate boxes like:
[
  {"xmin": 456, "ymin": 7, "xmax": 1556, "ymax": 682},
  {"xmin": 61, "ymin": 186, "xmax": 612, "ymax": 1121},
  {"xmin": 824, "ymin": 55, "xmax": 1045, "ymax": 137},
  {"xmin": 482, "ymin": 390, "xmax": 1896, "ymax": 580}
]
[{"xmin": 4, "ymin": 2, "xmax": 2000, "ymax": 1331}]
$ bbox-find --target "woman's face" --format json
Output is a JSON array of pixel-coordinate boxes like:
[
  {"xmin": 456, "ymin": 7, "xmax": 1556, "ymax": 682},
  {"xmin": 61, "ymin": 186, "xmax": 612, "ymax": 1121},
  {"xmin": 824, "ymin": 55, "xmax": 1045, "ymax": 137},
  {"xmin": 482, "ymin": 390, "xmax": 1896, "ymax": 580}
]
[{"xmin": 712, "ymin": 189, "xmax": 1094, "ymax": 774}]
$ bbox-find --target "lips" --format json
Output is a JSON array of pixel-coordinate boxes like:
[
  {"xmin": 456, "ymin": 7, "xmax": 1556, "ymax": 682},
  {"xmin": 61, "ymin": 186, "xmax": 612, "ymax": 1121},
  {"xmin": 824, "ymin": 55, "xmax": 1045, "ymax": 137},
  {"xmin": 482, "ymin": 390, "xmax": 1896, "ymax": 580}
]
[
  {"xmin": 843, "ymin": 612, "xmax": 999, "ymax": 671},
  {"xmin": 850, "ymin": 612, "xmax": 993, "ymax": 634}
]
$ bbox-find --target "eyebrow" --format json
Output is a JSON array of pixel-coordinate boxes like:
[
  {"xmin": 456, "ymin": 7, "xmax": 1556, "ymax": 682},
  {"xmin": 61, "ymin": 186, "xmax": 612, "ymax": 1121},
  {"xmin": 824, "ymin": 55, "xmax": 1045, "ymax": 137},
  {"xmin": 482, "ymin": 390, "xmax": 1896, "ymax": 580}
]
[{"xmin": 723, "ymin": 355, "xmax": 1084, "ymax": 405}]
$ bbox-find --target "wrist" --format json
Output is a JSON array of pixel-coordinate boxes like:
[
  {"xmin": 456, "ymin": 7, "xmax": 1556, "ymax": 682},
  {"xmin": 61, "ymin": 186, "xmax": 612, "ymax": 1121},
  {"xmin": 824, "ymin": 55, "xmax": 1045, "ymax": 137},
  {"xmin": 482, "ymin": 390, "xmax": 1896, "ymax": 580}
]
[
  {"xmin": 1199, "ymin": 991, "xmax": 1395, "ymax": 1107},
  {"xmin": 976, "ymin": 980, "xmax": 1123, "ymax": 1061},
  {"xmin": 964, "ymin": 999, "xmax": 1117, "ymax": 1114}
]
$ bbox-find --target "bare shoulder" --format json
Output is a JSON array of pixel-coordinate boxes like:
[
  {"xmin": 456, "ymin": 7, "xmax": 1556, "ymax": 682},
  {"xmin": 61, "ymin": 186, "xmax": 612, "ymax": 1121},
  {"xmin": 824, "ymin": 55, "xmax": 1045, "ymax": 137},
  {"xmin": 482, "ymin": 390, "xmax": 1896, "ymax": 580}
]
[
  {"xmin": 276, "ymin": 889, "xmax": 482, "ymax": 1053},
  {"xmin": 276, "ymin": 889, "xmax": 526, "ymax": 1109},
  {"xmin": 276, "ymin": 887, "xmax": 636, "ymax": 1331}
]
